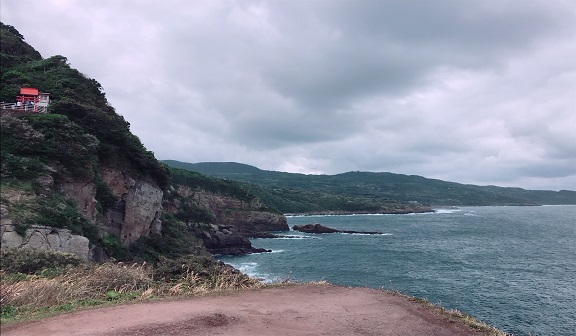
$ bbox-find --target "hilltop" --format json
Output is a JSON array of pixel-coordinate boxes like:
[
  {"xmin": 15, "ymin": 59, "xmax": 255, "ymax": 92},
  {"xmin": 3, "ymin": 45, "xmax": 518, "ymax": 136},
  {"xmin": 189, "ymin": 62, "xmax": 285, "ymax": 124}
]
[
  {"xmin": 0, "ymin": 22, "xmax": 286, "ymax": 263},
  {"xmin": 163, "ymin": 160, "xmax": 576, "ymax": 207}
]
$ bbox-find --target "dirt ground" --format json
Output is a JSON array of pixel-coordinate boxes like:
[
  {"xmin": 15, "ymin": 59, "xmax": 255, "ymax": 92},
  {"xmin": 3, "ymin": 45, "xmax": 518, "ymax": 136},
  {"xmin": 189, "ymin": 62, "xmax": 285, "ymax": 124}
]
[{"xmin": 2, "ymin": 284, "xmax": 490, "ymax": 336}]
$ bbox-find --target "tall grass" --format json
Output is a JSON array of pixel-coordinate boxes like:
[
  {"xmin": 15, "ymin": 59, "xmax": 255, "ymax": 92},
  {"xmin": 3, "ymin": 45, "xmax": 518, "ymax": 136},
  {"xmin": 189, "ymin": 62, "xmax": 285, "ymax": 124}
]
[{"xmin": 0, "ymin": 250, "xmax": 262, "ymax": 323}]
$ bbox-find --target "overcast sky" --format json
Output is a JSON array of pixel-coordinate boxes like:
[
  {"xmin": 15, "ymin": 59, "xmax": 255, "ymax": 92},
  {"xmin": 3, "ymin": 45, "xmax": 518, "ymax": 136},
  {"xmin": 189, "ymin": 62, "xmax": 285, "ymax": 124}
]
[{"xmin": 2, "ymin": 0, "xmax": 575, "ymax": 190}]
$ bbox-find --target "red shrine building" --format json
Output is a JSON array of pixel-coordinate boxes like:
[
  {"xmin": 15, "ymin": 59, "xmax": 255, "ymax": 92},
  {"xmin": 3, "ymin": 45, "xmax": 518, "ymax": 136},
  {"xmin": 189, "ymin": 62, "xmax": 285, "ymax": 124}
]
[{"xmin": 1, "ymin": 87, "xmax": 50, "ymax": 113}]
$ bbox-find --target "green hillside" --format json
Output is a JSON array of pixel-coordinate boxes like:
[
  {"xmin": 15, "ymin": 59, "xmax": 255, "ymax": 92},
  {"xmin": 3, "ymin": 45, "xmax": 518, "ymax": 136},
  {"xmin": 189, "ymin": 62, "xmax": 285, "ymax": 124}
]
[
  {"xmin": 163, "ymin": 160, "xmax": 576, "ymax": 206},
  {"xmin": 0, "ymin": 23, "xmax": 276, "ymax": 262}
]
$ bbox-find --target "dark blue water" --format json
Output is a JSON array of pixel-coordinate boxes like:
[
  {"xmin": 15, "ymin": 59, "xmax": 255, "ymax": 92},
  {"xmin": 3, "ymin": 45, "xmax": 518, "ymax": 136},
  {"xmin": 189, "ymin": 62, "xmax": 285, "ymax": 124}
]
[{"xmin": 220, "ymin": 206, "xmax": 576, "ymax": 336}]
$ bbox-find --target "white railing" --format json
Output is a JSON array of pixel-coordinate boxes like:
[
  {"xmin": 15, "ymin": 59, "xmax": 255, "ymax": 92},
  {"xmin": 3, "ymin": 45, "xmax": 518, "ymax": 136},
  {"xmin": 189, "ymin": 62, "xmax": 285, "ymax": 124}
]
[{"xmin": 0, "ymin": 102, "xmax": 48, "ymax": 113}]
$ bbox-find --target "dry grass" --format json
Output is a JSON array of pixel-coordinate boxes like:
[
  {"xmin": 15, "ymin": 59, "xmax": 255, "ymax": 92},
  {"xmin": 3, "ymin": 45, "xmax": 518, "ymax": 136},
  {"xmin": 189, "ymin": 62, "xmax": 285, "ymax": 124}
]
[
  {"xmin": 2, "ymin": 261, "xmax": 506, "ymax": 335},
  {"xmin": 384, "ymin": 289, "xmax": 510, "ymax": 336},
  {"xmin": 0, "ymin": 261, "xmax": 263, "ymax": 323}
]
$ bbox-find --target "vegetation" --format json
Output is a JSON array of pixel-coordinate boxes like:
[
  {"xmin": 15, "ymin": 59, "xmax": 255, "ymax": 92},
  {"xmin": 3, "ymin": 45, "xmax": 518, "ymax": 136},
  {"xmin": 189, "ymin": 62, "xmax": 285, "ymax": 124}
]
[
  {"xmin": 0, "ymin": 22, "xmax": 169, "ymax": 189},
  {"xmin": 0, "ymin": 23, "xmax": 257, "ymax": 303},
  {"xmin": 0, "ymin": 249, "xmax": 261, "ymax": 324},
  {"xmin": 0, "ymin": 248, "xmax": 84, "ymax": 275},
  {"xmin": 386, "ymin": 290, "xmax": 509, "ymax": 336},
  {"xmin": 0, "ymin": 23, "xmax": 42, "ymax": 69},
  {"xmin": 0, "ymin": 185, "xmax": 101, "ymax": 244},
  {"xmin": 164, "ymin": 160, "xmax": 576, "ymax": 207},
  {"xmin": 169, "ymin": 167, "xmax": 277, "ymax": 211}
]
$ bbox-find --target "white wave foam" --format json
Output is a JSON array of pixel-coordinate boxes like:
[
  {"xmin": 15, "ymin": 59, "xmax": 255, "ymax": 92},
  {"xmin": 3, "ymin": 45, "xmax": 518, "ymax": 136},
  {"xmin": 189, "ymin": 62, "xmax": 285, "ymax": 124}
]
[
  {"xmin": 287, "ymin": 213, "xmax": 388, "ymax": 218},
  {"xmin": 343, "ymin": 233, "xmax": 394, "ymax": 236},
  {"xmin": 227, "ymin": 262, "xmax": 275, "ymax": 283},
  {"xmin": 270, "ymin": 249, "xmax": 285, "ymax": 253},
  {"xmin": 236, "ymin": 262, "xmax": 258, "ymax": 275},
  {"xmin": 341, "ymin": 232, "xmax": 394, "ymax": 236},
  {"xmin": 276, "ymin": 235, "xmax": 321, "ymax": 240},
  {"xmin": 433, "ymin": 208, "xmax": 462, "ymax": 214}
]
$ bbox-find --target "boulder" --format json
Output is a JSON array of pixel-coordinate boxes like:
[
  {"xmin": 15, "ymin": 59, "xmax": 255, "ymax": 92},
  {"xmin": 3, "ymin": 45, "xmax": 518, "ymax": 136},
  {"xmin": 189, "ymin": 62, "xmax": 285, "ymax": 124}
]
[
  {"xmin": 0, "ymin": 225, "xmax": 90, "ymax": 259},
  {"xmin": 293, "ymin": 224, "xmax": 340, "ymax": 233},
  {"xmin": 292, "ymin": 223, "xmax": 383, "ymax": 235}
]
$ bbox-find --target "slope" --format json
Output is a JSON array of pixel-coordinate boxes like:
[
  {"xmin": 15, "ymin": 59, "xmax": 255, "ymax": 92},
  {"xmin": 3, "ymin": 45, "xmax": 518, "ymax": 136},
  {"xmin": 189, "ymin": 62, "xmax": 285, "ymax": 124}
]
[{"xmin": 163, "ymin": 160, "xmax": 576, "ymax": 206}]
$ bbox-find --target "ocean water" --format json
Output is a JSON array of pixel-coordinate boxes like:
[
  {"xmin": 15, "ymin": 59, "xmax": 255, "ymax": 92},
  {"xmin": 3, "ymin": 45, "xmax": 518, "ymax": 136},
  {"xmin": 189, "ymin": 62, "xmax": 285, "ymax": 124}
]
[{"xmin": 219, "ymin": 206, "xmax": 576, "ymax": 336}]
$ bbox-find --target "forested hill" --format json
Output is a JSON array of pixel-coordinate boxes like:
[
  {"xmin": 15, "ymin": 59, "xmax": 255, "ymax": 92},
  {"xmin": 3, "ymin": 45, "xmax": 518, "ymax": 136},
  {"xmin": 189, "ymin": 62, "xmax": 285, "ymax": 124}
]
[
  {"xmin": 163, "ymin": 160, "xmax": 576, "ymax": 206},
  {"xmin": 0, "ymin": 22, "xmax": 285, "ymax": 262}
]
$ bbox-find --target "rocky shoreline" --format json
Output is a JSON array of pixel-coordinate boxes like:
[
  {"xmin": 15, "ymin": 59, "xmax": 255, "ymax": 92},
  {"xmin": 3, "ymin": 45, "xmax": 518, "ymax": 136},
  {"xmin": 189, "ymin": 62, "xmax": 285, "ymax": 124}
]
[
  {"xmin": 285, "ymin": 206, "xmax": 434, "ymax": 217},
  {"xmin": 201, "ymin": 208, "xmax": 435, "ymax": 256}
]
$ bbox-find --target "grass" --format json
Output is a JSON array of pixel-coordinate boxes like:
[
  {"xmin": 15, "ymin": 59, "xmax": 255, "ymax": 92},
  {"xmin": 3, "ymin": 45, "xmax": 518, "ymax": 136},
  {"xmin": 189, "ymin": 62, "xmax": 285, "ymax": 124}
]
[
  {"xmin": 0, "ymin": 258, "xmax": 262, "ymax": 325},
  {"xmin": 385, "ymin": 289, "xmax": 510, "ymax": 336},
  {"xmin": 0, "ymin": 249, "xmax": 506, "ymax": 335}
]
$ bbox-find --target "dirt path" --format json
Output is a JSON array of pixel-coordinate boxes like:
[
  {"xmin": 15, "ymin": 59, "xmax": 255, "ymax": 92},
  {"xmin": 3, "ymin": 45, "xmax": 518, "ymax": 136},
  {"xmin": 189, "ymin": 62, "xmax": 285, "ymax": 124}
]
[{"xmin": 2, "ymin": 284, "xmax": 490, "ymax": 336}]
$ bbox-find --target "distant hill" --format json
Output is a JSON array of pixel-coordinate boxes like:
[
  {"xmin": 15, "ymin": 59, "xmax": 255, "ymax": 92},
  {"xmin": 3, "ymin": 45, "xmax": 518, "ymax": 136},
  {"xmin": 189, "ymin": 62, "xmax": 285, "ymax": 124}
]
[{"xmin": 162, "ymin": 160, "xmax": 576, "ymax": 206}]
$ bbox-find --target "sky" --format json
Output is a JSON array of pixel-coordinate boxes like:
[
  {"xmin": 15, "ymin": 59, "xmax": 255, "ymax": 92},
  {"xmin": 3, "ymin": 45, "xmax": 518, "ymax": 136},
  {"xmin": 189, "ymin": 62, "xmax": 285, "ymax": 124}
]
[{"xmin": 1, "ymin": 0, "xmax": 575, "ymax": 191}]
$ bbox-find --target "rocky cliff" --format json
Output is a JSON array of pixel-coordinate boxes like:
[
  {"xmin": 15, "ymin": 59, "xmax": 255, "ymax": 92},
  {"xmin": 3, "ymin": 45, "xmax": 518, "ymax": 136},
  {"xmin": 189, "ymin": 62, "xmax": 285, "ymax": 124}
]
[
  {"xmin": 0, "ymin": 162, "xmax": 164, "ymax": 259},
  {"xmin": 174, "ymin": 186, "xmax": 288, "ymax": 234},
  {"xmin": 100, "ymin": 167, "xmax": 163, "ymax": 245},
  {"xmin": 0, "ymin": 23, "xmax": 287, "ymax": 261},
  {"xmin": 163, "ymin": 185, "xmax": 288, "ymax": 255}
]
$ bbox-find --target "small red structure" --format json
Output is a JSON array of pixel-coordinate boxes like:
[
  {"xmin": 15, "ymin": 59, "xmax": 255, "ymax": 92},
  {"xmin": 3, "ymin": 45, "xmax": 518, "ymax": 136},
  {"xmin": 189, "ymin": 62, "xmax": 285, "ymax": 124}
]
[
  {"xmin": 14, "ymin": 87, "xmax": 50, "ymax": 113},
  {"xmin": 0, "ymin": 87, "xmax": 51, "ymax": 113}
]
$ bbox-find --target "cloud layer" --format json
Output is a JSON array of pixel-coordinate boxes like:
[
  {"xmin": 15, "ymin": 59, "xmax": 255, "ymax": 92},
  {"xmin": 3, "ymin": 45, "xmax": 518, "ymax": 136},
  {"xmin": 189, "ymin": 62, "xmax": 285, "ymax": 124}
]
[{"xmin": 2, "ymin": 0, "xmax": 575, "ymax": 190}]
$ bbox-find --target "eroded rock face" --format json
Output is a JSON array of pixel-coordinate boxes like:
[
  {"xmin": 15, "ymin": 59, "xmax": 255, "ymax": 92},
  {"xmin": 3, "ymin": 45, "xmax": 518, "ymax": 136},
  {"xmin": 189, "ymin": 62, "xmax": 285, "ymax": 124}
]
[
  {"xmin": 1, "ymin": 224, "xmax": 90, "ymax": 259},
  {"xmin": 198, "ymin": 225, "xmax": 271, "ymax": 255},
  {"xmin": 61, "ymin": 180, "xmax": 98, "ymax": 222},
  {"xmin": 175, "ymin": 187, "xmax": 288, "ymax": 234},
  {"xmin": 102, "ymin": 168, "xmax": 163, "ymax": 246}
]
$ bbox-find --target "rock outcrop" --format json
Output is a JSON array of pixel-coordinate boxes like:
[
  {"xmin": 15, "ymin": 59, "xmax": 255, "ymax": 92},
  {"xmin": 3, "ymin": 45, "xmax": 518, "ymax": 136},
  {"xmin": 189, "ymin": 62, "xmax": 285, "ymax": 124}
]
[
  {"xmin": 197, "ymin": 224, "xmax": 271, "ymax": 255},
  {"xmin": 1, "ymin": 224, "xmax": 90, "ymax": 259},
  {"xmin": 175, "ymin": 187, "xmax": 288, "ymax": 235},
  {"xmin": 61, "ymin": 180, "xmax": 98, "ymax": 222},
  {"xmin": 162, "ymin": 187, "xmax": 288, "ymax": 255},
  {"xmin": 293, "ymin": 223, "xmax": 383, "ymax": 235},
  {"xmin": 101, "ymin": 167, "xmax": 163, "ymax": 246},
  {"xmin": 0, "ymin": 166, "xmax": 164, "ymax": 260}
]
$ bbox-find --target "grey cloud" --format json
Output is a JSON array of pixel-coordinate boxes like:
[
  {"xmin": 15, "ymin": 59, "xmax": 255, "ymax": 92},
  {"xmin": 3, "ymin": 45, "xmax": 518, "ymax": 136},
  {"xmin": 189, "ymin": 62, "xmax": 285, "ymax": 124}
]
[{"xmin": 1, "ymin": 0, "xmax": 574, "ymax": 191}]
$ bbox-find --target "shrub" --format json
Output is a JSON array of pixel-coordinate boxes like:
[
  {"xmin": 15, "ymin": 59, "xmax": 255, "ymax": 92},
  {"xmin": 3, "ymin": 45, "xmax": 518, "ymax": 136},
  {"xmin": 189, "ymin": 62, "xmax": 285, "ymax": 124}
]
[
  {"xmin": 153, "ymin": 254, "xmax": 221, "ymax": 281},
  {"xmin": 29, "ymin": 193, "xmax": 100, "ymax": 243},
  {"xmin": 0, "ymin": 248, "xmax": 84, "ymax": 274},
  {"xmin": 126, "ymin": 214, "xmax": 204, "ymax": 262}
]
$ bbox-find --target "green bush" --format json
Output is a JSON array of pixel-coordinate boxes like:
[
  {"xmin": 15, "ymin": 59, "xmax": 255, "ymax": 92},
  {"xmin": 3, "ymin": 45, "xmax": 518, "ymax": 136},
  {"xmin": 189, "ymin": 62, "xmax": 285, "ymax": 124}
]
[
  {"xmin": 153, "ymin": 254, "xmax": 222, "ymax": 281},
  {"xmin": 0, "ymin": 248, "xmax": 84, "ymax": 274},
  {"xmin": 16, "ymin": 193, "xmax": 101, "ymax": 244},
  {"xmin": 100, "ymin": 233, "xmax": 129, "ymax": 260},
  {"xmin": 174, "ymin": 201, "xmax": 215, "ymax": 224},
  {"xmin": 94, "ymin": 173, "xmax": 118, "ymax": 213},
  {"xmin": 126, "ymin": 214, "xmax": 204, "ymax": 262}
]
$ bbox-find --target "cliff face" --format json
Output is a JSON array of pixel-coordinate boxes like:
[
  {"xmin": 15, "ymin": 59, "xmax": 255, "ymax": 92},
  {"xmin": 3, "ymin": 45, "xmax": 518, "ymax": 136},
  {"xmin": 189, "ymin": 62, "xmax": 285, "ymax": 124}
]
[
  {"xmin": 100, "ymin": 168, "xmax": 163, "ymax": 246},
  {"xmin": 0, "ymin": 23, "xmax": 286, "ymax": 261},
  {"xmin": 0, "ymin": 165, "xmax": 164, "ymax": 258},
  {"xmin": 174, "ymin": 186, "xmax": 288, "ymax": 234}
]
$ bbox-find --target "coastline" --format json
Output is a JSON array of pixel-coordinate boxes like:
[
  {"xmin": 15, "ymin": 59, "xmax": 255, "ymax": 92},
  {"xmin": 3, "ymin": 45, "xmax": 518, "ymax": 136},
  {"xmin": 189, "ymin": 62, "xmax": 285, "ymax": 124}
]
[
  {"xmin": 285, "ymin": 206, "xmax": 434, "ymax": 217},
  {"xmin": 1, "ymin": 283, "xmax": 507, "ymax": 336}
]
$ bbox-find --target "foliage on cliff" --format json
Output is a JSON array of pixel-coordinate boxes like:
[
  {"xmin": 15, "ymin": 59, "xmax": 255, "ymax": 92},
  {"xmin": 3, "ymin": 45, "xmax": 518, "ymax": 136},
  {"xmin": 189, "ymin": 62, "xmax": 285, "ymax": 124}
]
[
  {"xmin": 169, "ymin": 167, "xmax": 277, "ymax": 211},
  {"xmin": 164, "ymin": 161, "xmax": 431, "ymax": 213},
  {"xmin": 164, "ymin": 160, "xmax": 576, "ymax": 207},
  {"xmin": 0, "ymin": 23, "xmax": 41, "ymax": 68},
  {"xmin": 0, "ymin": 23, "xmax": 282, "ymax": 266},
  {"xmin": 0, "ymin": 23, "xmax": 169, "ymax": 189}
]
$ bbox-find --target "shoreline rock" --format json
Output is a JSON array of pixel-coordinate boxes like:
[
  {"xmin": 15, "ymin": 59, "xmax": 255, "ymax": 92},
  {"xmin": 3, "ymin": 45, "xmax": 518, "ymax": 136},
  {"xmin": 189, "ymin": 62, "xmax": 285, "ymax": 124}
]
[
  {"xmin": 194, "ymin": 224, "xmax": 272, "ymax": 255},
  {"xmin": 293, "ymin": 223, "xmax": 383, "ymax": 235}
]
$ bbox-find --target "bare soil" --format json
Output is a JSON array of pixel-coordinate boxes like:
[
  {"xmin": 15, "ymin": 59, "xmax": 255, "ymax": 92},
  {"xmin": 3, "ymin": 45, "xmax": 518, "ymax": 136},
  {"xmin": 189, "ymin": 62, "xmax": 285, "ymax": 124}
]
[{"xmin": 2, "ymin": 284, "xmax": 490, "ymax": 336}]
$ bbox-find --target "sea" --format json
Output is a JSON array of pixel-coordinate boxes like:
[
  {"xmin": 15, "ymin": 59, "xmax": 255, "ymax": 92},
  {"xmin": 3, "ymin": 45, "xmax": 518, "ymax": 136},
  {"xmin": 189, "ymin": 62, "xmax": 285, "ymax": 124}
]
[{"xmin": 219, "ymin": 205, "xmax": 576, "ymax": 336}]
